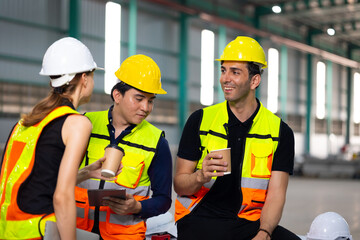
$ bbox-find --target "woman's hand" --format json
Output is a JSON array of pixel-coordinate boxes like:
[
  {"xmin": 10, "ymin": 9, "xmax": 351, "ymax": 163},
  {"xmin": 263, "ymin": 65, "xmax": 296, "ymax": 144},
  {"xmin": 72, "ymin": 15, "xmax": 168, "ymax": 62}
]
[{"xmin": 77, "ymin": 157, "xmax": 123, "ymax": 184}]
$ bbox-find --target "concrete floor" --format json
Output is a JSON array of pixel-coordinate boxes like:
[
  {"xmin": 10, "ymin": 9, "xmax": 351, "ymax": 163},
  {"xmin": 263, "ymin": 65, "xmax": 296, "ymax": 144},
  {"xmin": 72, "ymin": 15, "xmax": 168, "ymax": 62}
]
[
  {"xmin": 281, "ymin": 177, "xmax": 360, "ymax": 239},
  {"xmin": 168, "ymin": 177, "xmax": 360, "ymax": 239}
]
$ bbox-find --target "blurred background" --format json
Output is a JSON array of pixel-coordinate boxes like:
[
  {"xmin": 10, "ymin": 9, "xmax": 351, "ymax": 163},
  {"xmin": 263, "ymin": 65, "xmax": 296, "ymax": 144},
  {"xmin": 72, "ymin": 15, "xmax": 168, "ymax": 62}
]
[{"xmin": 0, "ymin": 0, "xmax": 359, "ymax": 238}]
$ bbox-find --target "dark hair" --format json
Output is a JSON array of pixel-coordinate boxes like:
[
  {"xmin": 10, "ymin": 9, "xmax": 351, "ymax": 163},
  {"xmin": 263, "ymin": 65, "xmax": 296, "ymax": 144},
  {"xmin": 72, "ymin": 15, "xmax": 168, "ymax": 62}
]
[
  {"xmin": 220, "ymin": 61, "xmax": 263, "ymax": 79},
  {"xmin": 247, "ymin": 62, "xmax": 263, "ymax": 89},
  {"xmin": 110, "ymin": 81, "xmax": 151, "ymax": 101},
  {"xmin": 21, "ymin": 70, "xmax": 93, "ymax": 127},
  {"xmin": 247, "ymin": 62, "xmax": 263, "ymax": 80},
  {"xmin": 110, "ymin": 81, "xmax": 133, "ymax": 101}
]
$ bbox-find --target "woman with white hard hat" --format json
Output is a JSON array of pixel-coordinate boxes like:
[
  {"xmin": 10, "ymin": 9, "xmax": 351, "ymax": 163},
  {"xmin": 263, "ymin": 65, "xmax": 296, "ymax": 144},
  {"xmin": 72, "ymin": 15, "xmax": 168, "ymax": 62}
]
[{"xmin": 0, "ymin": 37, "xmax": 112, "ymax": 240}]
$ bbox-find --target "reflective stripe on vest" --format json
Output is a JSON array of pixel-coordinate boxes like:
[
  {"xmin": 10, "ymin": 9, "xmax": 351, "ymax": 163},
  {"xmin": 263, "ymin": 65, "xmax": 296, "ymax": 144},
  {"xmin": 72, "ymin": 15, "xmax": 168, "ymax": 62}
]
[
  {"xmin": 175, "ymin": 101, "xmax": 280, "ymax": 222},
  {"xmin": 0, "ymin": 106, "xmax": 78, "ymax": 239},
  {"xmin": 75, "ymin": 110, "xmax": 162, "ymax": 239},
  {"xmin": 175, "ymin": 178, "xmax": 215, "ymax": 210}
]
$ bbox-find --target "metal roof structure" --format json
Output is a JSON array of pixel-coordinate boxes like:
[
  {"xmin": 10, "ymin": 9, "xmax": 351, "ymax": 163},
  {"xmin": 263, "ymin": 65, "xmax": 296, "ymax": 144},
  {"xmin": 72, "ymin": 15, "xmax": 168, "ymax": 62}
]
[{"xmin": 145, "ymin": 0, "xmax": 360, "ymax": 67}]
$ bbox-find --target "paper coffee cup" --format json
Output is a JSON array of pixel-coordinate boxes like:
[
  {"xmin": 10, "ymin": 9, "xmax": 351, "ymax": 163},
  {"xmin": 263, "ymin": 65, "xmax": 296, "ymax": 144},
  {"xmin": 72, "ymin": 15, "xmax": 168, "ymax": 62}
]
[
  {"xmin": 101, "ymin": 144, "xmax": 124, "ymax": 178},
  {"xmin": 210, "ymin": 148, "xmax": 231, "ymax": 175}
]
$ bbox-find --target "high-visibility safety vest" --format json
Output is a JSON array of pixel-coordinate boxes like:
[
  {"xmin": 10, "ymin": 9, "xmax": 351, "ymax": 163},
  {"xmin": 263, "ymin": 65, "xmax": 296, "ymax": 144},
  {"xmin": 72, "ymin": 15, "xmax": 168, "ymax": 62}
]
[
  {"xmin": 0, "ymin": 106, "xmax": 78, "ymax": 239},
  {"xmin": 175, "ymin": 101, "xmax": 280, "ymax": 222},
  {"xmin": 76, "ymin": 110, "xmax": 163, "ymax": 240}
]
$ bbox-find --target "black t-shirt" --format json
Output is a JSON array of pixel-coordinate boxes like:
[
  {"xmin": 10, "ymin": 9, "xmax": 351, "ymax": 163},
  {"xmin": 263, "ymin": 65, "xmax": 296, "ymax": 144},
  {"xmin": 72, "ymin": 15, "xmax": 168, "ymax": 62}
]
[
  {"xmin": 18, "ymin": 115, "xmax": 69, "ymax": 214},
  {"xmin": 177, "ymin": 101, "xmax": 295, "ymax": 219}
]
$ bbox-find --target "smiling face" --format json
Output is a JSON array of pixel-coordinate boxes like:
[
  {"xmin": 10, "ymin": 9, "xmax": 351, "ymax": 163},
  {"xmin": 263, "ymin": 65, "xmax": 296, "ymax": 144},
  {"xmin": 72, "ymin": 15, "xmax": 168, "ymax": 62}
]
[
  {"xmin": 220, "ymin": 61, "xmax": 260, "ymax": 105},
  {"xmin": 113, "ymin": 88, "xmax": 156, "ymax": 126}
]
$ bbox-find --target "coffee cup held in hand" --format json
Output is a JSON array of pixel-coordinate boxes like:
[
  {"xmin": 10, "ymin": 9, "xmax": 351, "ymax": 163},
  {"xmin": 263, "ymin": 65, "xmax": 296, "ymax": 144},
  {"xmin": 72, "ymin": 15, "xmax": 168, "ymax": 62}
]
[
  {"xmin": 101, "ymin": 144, "xmax": 125, "ymax": 178},
  {"xmin": 210, "ymin": 148, "xmax": 231, "ymax": 175}
]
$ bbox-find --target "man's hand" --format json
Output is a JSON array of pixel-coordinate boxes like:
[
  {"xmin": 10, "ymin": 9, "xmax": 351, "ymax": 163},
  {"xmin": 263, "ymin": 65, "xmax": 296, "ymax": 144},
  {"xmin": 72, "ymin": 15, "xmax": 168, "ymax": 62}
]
[
  {"xmin": 252, "ymin": 229, "xmax": 271, "ymax": 240},
  {"xmin": 196, "ymin": 151, "xmax": 228, "ymax": 183},
  {"xmin": 102, "ymin": 193, "xmax": 142, "ymax": 215},
  {"xmin": 174, "ymin": 153, "xmax": 228, "ymax": 196}
]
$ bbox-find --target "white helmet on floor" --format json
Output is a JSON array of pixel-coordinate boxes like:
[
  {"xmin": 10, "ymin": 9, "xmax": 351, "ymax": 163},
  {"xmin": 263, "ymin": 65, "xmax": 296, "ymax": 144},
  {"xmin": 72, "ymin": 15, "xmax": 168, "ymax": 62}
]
[
  {"xmin": 39, "ymin": 37, "xmax": 103, "ymax": 87},
  {"xmin": 306, "ymin": 212, "xmax": 352, "ymax": 240}
]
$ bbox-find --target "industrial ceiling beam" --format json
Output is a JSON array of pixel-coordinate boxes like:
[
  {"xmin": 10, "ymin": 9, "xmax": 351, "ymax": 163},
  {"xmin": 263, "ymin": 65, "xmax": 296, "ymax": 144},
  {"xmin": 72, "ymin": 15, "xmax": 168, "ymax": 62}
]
[
  {"xmin": 141, "ymin": 0, "xmax": 360, "ymax": 69},
  {"xmin": 270, "ymin": 2, "xmax": 360, "ymax": 18}
]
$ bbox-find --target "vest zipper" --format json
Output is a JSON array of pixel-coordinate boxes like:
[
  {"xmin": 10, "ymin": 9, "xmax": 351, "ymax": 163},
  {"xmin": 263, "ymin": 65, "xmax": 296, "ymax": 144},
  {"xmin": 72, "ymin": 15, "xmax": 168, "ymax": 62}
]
[
  {"xmin": 238, "ymin": 135, "xmax": 246, "ymax": 211},
  {"xmin": 191, "ymin": 124, "xmax": 230, "ymax": 215}
]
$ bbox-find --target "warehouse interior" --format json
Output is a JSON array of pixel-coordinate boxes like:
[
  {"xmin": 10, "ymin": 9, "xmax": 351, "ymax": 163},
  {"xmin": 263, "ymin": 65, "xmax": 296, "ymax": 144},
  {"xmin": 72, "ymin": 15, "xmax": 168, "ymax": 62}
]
[{"xmin": 0, "ymin": 0, "xmax": 359, "ymax": 238}]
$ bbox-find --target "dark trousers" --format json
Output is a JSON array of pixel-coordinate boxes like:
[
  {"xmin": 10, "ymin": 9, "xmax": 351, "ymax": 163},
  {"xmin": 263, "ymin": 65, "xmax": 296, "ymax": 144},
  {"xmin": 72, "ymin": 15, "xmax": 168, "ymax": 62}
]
[{"xmin": 177, "ymin": 215, "xmax": 301, "ymax": 240}]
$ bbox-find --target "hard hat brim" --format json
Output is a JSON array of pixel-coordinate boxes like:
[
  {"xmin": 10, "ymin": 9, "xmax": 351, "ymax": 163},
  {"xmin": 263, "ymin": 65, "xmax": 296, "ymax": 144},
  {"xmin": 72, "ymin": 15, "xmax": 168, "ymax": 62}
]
[
  {"xmin": 215, "ymin": 58, "xmax": 267, "ymax": 69},
  {"xmin": 47, "ymin": 67, "xmax": 104, "ymax": 88},
  {"xmin": 152, "ymin": 88, "xmax": 167, "ymax": 94},
  {"xmin": 94, "ymin": 67, "xmax": 105, "ymax": 71},
  {"xmin": 40, "ymin": 66, "xmax": 105, "ymax": 75},
  {"xmin": 50, "ymin": 73, "xmax": 76, "ymax": 88}
]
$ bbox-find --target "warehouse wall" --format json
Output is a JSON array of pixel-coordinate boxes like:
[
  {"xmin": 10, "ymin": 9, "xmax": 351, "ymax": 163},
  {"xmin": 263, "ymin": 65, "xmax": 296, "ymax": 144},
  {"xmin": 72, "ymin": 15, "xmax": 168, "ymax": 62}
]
[{"xmin": 0, "ymin": 0, "xmax": 359, "ymax": 160}]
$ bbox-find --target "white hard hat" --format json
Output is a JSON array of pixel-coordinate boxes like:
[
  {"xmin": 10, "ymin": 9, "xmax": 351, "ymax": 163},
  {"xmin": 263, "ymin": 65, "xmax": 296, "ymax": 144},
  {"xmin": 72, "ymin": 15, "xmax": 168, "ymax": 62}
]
[
  {"xmin": 306, "ymin": 212, "xmax": 352, "ymax": 240},
  {"xmin": 39, "ymin": 37, "xmax": 103, "ymax": 87}
]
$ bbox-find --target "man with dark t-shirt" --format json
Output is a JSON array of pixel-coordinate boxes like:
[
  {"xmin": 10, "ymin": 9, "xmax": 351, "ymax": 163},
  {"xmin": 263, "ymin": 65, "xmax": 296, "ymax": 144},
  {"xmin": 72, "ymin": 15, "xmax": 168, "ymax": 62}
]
[{"xmin": 174, "ymin": 36, "xmax": 300, "ymax": 240}]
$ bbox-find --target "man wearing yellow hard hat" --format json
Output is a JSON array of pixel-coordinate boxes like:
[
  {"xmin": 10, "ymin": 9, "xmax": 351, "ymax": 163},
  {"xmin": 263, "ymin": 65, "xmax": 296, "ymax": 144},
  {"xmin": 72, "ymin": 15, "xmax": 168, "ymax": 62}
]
[
  {"xmin": 174, "ymin": 36, "xmax": 300, "ymax": 240},
  {"xmin": 75, "ymin": 54, "xmax": 172, "ymax": 240}
]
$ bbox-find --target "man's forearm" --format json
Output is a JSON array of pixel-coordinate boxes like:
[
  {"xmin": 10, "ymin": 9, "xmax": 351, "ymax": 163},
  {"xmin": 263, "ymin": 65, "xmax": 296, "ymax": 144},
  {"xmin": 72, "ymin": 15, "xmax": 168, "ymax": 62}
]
[
  {"xmin": 138, "ymin": 195, "xmax": 171, "ymax": 219},
  {"xmin": 174, "ymin": 170, "xmax": 205, "ymax": 196},
  {"xmin": 259, "ymin": 193, "xmax": 285, "ymax": 235},
  {"xmin": 257, "ymin": 171, "xmax": 289, "ymax": 238}
]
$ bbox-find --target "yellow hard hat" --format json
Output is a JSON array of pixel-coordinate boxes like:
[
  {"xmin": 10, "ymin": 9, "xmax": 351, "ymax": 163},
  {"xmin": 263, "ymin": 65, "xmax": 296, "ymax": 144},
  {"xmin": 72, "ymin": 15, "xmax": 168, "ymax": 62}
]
[
  {"xmin": 216, "ymin": 36, "xmax": 267, "ymax": 69},
  {"xmin": 115, "ymin": 54, "xmax": 167, "ymax": 94}
]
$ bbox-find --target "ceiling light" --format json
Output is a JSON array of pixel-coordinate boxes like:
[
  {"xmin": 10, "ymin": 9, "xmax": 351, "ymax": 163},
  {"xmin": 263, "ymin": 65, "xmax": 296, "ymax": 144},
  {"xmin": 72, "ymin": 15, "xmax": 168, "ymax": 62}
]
[
  {"xmin": 272, "ymin": 5, "xmax": 282, "ymax": 14},
  {"xmin": 327, "ymin": 27, "xmax": 335, "ymax": 36}
]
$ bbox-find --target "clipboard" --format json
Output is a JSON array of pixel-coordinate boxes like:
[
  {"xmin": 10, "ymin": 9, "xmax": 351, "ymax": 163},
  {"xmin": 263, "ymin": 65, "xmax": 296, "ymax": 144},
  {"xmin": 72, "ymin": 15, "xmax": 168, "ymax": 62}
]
[{"xmin": 88, "ymin": 189, "xmax": 126, "ymax": 206}]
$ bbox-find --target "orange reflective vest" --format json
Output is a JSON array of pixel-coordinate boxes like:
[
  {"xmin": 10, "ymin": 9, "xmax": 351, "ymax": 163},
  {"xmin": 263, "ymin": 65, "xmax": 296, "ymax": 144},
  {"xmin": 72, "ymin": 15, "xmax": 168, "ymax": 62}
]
[
  {"xmin": 175, "ymin": 101, "xmax": 280, "ymax": 222},
  {"xmin": 76, "ymin": 110, "xmax": 163, "ymax": 240},
  {"xmin": 0, "ymin": 106, "xmax": 78, "ymax": 239}
]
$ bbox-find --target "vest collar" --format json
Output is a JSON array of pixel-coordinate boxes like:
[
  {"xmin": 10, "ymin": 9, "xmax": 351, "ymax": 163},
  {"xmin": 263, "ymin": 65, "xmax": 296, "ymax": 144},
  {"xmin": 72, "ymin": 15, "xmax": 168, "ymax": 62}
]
[
  {"xmin": 226, "ymin": 98, "xmax": 260, "ymax": 128},
  {"xmin": 252, "ymin": 99, "xmax": 264, "ymax": 126},
  {"xmin": 107, "ymin": 105, "xmax": 137, "ymax": 144}
]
